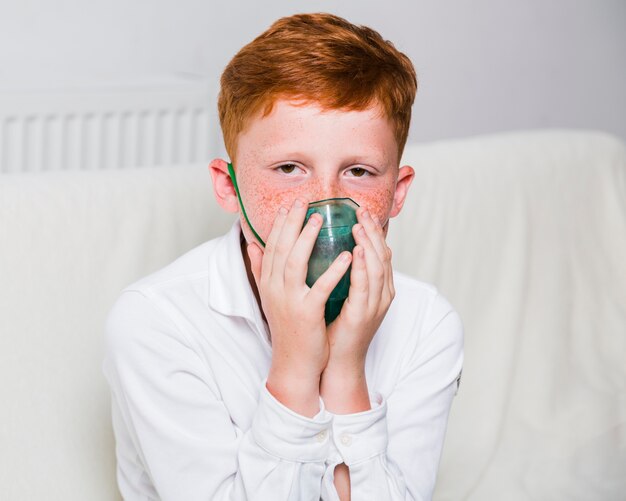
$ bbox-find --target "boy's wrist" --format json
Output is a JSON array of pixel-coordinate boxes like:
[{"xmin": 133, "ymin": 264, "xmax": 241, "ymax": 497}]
[
  {"xmin": 323, "ymin": 353, "xmax": 367, "ymax": 382},
  {"xmin": 266, "ymin": 368, "xmax": 321, "ymax": 418},
  {"xmin": 320, "ymin": 363, "xmax": 371, "ymax": 414}
]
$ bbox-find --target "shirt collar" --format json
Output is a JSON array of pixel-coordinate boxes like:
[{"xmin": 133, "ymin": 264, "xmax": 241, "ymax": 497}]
[{"xmin": 207, "ymin": 220, "xmax": 263, "ymax": 324}]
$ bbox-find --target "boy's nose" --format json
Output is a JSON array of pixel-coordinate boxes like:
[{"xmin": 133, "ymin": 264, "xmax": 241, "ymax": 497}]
[{"xmin": 309, "ymin": 180, "xmax": 343, "ymax": 203}]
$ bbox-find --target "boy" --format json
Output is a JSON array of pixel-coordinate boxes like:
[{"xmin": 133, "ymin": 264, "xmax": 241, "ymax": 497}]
[{"xmin": 104, "ymin": 12, "xmax": 463, "ymax": 501}]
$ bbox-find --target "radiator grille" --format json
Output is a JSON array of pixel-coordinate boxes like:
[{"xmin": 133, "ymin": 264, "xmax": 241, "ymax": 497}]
[{"xmin": 0, "ymin": 80, "xmax": 218, "ymax": 173}]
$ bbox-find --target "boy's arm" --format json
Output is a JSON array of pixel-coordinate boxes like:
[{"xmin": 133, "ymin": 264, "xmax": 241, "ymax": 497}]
[
  {"xmin": 320, "ymin": 209, "xmax": 392, "ymax": 499},
  {"xmin": 319, "ymin": 297, "xmax": 463, "ymax": 500},
  {"xmin": 104, "ymin": 289, "xmax": 335, "ymax": 501},
  {"xmin": 319, "ymin": 210, "xmax": 463, "ymax": 500}
]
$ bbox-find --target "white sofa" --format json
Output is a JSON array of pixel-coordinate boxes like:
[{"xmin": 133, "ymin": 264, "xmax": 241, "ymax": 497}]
[{"xmin": 1, "ymin": 130, "xmax": 624, "ymax": 500}]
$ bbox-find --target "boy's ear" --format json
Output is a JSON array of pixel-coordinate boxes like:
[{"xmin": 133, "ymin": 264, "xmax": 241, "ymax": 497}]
[
  {"xmin": 209, "ymin": 158, "xmax": 239, "ymax": 213},
  {"xmin": 389, "ymin": 165, "xmax": 415, "ymax": 218}
]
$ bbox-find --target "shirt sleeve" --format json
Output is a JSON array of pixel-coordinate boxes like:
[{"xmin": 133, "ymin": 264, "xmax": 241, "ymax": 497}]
[
  {"xmin": 320, "ymin": 292, "xmax": 464, "ymax": 501},
  {"xmin": 103, "ymin": 290, "xmax": 332, "ymax": 501}
]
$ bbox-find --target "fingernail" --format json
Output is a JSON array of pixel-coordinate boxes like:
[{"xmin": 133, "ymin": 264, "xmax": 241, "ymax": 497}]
[
  {"xmin": 308, "ymin": 214, "xmax": 321, "ymax": 226},
  {"xmin": 362, "ymin": 209, "xmax": 370, "ymax": 219},
  {"xmin": 341, "ymin": 252, "xmax": 351, "ymax": 263},
  {"xmin": 278, "ymin": 206, "xmax": 288, "ymax": 215},
  {"xmin": 358, "ymin": 226, "xmax": 366, "ymax": 236},
  {"xmin": 294, "ymin": 199, "xmax": 304, "ymax": 208}
]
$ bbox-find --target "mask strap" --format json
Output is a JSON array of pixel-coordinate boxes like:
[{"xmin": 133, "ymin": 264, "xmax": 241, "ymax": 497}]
[{"xmin": 227, "ymin": 162, "xmax": 266, "ymax": 248}]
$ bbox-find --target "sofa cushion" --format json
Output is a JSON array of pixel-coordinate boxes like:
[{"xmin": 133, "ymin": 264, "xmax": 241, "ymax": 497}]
[
  {"xmin": 0, "ymin": 164, "xmax": 234, "ymax": 500},
  {"xmin": 389, "ymin": 129, "xmax": 626, "ymax": 500}
]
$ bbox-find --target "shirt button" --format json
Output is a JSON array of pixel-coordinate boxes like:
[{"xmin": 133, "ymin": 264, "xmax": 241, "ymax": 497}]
[
  {"xmin": 316, "ymin": 430, "xmax": 327, "ymax": 443},
  {"xmin": 340, "ymin": 433, "xmax": 352, "ymax": 446}
]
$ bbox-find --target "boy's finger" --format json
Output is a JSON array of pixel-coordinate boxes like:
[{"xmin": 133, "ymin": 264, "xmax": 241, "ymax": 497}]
[
  {"xmin": 262, "ymin": 205, "xmax": 289, "ymax": 279},
  {"xmin": 371, "ymin": 214, "xmax": 394, "ymax": 300},
  {"xmin": 269, "ymin": 198, "xmax": 309, "ymax": 280},
  {"xmin": 357, "ymin": 208, "xmax": 388, "ymax": 263},
  {"xmin": 344, "ymin": 245, "xmax": 368, "ymax": 311},
  {"xmin": 247, "ymin": 242, "xmax": 263, "ymax": 287},
  {"xmin": 383, "ymin": 246, "xmax": 395, "ymax": 301},
  {"xmin": 284, "ymin": 213, "xmax": 323, "ymax": 287},
  {"xmin": 308, "ymin": 251, "xmax": 352, "ymax": 306},
  {"xmin": 353, "ymin": 223, "xmax": 385, "ymax": 309}
]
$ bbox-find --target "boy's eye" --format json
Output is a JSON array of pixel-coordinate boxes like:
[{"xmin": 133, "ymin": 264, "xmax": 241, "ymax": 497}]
[
  {"xmin": 277, "ymin": 164, "xmax": 298, "ymax": 174},
  {"xmin": 348, "ymin": 167, "xmax": 368, "ymax": 177}
]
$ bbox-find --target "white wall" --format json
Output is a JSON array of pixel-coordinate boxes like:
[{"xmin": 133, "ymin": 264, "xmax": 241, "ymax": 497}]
[{"xmin": 1, "ymin": 0, "xmax": 624, "ymax": 145}]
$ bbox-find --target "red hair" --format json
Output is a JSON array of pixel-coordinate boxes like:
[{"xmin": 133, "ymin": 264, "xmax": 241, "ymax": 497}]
[{"xmin": 218, "ymin": 12, "xmax": 418, "ymax": 161}]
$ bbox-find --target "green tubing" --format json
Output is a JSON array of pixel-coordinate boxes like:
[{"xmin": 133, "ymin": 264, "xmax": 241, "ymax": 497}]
[{"xmin": 227, "ymin": 162, "xmax": 266, "ymax": 247}]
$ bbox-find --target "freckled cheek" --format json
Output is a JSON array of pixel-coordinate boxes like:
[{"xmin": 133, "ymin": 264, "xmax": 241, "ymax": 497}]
[
  {"xmin": 240, "ymin": 182, "xmax": 306, "ymax": 240},
  {"xmin": 347, "ymin": 186, "xmax": 395, "ymax": 223}
]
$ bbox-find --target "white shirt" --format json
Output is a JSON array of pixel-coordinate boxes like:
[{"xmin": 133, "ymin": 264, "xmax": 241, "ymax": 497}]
[{"xmin": 103, "ymin": 221, "xmax": 463, "ymax": 501}]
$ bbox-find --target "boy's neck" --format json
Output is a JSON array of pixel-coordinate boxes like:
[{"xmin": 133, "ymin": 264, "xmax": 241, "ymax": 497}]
[{"xmin": 240, "ymin": 235, "xmax": 266, "ymax": 323}]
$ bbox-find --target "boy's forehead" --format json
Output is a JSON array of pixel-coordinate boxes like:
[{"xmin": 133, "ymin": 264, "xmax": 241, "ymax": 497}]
[
  {"xmin": 235, "ymin": 98, "xmax": 398, "ymax": 164},
  {"xmin": 256, "ymin": 97, "xmax": 388, "ymax": 123}
]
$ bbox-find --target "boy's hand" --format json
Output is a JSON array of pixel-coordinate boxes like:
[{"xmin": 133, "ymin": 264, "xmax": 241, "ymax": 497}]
[
  {"xmin": 321, "ymin": 208, "xmax": 395, "ymax": 413},
  {"xmin": 247, "ymin": 198, "xmax": 353, "ymax": 417}
]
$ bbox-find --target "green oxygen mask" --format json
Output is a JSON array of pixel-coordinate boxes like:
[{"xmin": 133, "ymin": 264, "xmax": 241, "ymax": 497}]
[
  {"xmin": 227, "ymin": 163, "xmax": 358, "ymax": 324},
  {"xmin": 304, "ymin": 198, "xmax": 358, "ymax": 324}
]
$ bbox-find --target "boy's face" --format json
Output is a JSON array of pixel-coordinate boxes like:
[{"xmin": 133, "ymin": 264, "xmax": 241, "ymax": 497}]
[{"xmin": 213, "ymin": 98, "xmax": 414, "ymax": 245}]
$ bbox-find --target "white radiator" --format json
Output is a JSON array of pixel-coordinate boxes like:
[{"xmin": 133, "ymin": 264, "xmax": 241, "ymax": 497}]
[{"xmin": 0, "ymin": 77, "xmax": 219, "ymax": 173}]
